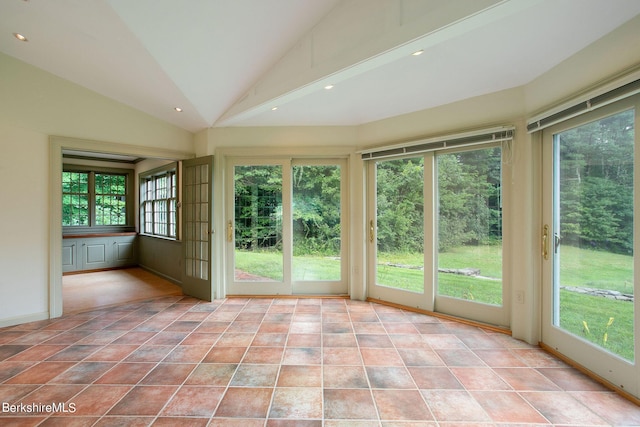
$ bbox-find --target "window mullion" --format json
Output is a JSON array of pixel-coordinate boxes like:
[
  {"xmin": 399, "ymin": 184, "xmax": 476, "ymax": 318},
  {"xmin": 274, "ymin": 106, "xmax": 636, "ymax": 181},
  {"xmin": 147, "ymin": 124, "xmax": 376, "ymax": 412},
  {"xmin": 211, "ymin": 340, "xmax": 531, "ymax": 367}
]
[{"xmin": 89, "ymin": 171, "xmax": 96, "ymax": 227}]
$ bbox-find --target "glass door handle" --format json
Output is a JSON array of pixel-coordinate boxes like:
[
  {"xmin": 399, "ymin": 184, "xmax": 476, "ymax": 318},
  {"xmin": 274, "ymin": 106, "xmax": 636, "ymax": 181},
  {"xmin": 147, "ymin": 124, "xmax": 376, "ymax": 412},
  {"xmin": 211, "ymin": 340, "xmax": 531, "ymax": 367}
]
[
  {"xmin": 369, "ymin": 220, "xmax": 374, "ymax": 243},
  {"xmin": 227, "ymin": 221, "xmax": 233, "ymax": 242}
]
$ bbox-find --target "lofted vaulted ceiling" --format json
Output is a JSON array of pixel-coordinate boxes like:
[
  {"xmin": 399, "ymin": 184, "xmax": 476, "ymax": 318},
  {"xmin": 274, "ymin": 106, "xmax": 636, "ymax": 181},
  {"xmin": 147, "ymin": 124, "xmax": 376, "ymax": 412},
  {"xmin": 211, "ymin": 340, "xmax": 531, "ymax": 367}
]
[{"xmin": 1, "ymin": 0, "xmax": 639, "ymax": 133}]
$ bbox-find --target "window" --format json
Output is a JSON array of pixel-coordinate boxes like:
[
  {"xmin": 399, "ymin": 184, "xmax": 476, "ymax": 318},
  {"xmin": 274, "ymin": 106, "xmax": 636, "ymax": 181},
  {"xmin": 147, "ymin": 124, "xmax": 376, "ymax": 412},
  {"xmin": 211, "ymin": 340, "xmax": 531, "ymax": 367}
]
[
  {"xmin": 140, "ymin": 163, "xmax": 178, "ymax": 239},
  {"xmin": 62, "ymin": 166, "xmax": 133, "ymax": 231},
  {"xmin": 62, "ymin": 171, "xmax": 89, "ymax": 226},
  {"xmin": 95, "ymin": 173, "xmax": 128, "ymax": 225}
]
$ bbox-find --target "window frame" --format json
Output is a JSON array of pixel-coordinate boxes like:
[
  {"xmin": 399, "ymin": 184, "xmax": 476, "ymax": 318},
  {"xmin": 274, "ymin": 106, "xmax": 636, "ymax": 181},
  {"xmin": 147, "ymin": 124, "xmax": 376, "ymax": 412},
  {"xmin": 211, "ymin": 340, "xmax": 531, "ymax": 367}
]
[
  {"xmin": 139, "ymin": 163, "xmax": 179, "ymax": 240},
  {"xmin": 62, "ymin": 164, "xmax": 134, "ymax": 234}
]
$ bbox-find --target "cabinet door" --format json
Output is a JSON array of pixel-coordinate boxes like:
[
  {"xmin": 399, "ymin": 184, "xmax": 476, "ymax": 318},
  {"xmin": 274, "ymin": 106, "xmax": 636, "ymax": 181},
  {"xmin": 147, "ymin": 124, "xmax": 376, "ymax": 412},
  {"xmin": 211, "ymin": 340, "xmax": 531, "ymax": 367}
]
[
  {"xmin": 62, "ymin": 239, "xmax": 78, "ymax": 272},
  {"xmin": 112, "ymin": 236, "xmax": 137, "ymax": 267},
  {"xmin": 81, "ymin": 239, "xmax": 109, "ymax": 270}
]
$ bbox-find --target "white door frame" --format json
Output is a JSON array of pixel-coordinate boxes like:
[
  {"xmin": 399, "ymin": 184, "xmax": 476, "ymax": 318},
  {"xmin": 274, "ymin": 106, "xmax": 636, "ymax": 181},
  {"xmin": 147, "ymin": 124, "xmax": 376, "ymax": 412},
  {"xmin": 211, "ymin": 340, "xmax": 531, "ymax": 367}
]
[
  {"xmin": 366, "ymin": 145, "xmax": 510, "ymax": 327},
  {"xmin": 366, "ymin": 154, "xmax": 434, "ymax": 311},
  {"xmin": 224, "ymin": 156, "xmax": 349, "ymax": 296},
  {"xmin": 541, "ymin": 97, "xmax": 640, "ymax": 396}
]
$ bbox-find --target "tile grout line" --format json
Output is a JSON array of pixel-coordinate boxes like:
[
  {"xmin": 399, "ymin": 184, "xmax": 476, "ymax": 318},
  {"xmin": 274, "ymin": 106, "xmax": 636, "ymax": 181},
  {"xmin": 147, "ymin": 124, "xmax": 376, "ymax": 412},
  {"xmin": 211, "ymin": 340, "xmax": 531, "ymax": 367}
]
[
  {"xmin": 381, "ymin": 306, "xmax": 438, "ymax": 424},
  {"xmin": 10, "ymin": 301, "xmax": 172, "ymax": 425},
  {"xmin": 150, "ymin": 298, "xmax": 230, "ymax": 424},
  {"xmin": 362, "ymin": 301, "xmax": 384, "ymax": 427},
  {"xmin": 207, "ymin": 297, "xmax": 254, "ymax": 424}
]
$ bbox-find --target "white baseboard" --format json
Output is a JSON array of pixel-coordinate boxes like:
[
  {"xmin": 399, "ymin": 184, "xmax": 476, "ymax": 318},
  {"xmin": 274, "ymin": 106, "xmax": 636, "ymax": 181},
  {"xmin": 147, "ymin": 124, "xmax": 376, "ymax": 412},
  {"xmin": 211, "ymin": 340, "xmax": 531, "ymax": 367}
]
[{"xmin": 0, "ymin": 311, "xmax": 49, "ymax": 328}]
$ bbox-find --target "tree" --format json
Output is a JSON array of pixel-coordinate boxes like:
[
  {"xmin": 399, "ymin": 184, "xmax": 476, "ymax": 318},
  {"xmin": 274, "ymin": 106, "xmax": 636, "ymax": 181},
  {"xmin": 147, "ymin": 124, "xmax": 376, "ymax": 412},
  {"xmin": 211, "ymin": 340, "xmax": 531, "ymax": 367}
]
[
  {"xmin": 376, "ymin": 158, "xmax": 424, "ymax": 253},
  {"xmin": 234, "ymin": 165, "xmax": 283, "ymax": 251},
  {"xmin": 558, "ymin": 109, "xmax": 634, "ymax": 254},
  {"xmin": 437, "ymin": 148, "xmax": 502, "ymax": 251},
  {"xmin": 292, "ymin": 165, "xmax": 342, "ymax": 255}
]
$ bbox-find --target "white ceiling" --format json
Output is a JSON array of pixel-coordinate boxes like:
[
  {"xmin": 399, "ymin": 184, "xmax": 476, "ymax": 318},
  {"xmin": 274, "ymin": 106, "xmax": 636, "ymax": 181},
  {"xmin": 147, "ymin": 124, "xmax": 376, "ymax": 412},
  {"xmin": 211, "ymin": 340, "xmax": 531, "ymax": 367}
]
[{"xmin": 1, "ymin": 0, "xmax": 639, "ymax": 133}]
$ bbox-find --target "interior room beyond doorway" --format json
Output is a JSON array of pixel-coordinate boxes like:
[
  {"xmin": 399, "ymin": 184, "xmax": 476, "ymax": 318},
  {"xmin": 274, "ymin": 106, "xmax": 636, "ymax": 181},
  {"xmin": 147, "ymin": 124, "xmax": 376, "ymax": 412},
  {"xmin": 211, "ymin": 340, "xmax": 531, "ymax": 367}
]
[{"xmin": 62, "ymin": 268, "xmax": 182, "ymax": 314}]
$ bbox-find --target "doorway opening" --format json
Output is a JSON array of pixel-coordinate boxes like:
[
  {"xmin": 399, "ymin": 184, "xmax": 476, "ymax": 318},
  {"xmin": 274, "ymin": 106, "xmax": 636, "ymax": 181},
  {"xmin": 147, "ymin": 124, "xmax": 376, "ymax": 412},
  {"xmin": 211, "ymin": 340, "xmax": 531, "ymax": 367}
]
[{"xmin": 50, "ymin": 136, "xmax": 193, "ymax": 318}]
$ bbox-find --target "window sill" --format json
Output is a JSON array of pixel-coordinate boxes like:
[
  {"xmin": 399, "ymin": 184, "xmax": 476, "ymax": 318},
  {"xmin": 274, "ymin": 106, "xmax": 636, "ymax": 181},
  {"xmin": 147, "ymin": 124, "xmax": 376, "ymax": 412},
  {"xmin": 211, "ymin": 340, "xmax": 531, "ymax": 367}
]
[
  {"xmin": 138, "ymin": 233, "xmax": 179, "ymax": 242},
  {"xmin": 63, "ymin": 232, "xmax": 137, "ymax": 239}
]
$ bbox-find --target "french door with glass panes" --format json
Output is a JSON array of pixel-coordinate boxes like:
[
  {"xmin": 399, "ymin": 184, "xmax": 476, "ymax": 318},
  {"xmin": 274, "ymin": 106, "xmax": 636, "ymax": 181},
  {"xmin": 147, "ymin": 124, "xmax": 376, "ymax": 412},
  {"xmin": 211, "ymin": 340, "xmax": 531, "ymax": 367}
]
[
  {"xmin": 226, "ymin": 158, "xmax": 347, "ymax": 295},
  {"xmin": 368, "ymin": 145, "xmax": 507, "ymax": 326},
  {"xmin": 182, "ymin": 156, "xmax": 213, "ymax": 301},
  {"xmin": 541, "ymin": 97, "xmax": 639, "ymax": 395}
]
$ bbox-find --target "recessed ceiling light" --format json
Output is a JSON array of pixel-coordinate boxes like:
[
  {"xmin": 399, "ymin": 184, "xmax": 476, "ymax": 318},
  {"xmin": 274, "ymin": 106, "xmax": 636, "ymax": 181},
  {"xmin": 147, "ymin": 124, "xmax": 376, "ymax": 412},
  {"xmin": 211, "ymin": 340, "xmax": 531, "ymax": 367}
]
[
  {"xmin": 412, "ymin": 50, "xmax": 424, "ymax": 56},
  {"xmin": 324, "ymin": 84, "xmax": 334, "ymax": 90},
  {"xmin": 174, "ymin": 107, "xmax": 183, "ymax": 112},
  {"xmin": 13, "ymin": 33, "xmax": 28, "ymax": 42},
  {"xmin": 271, "ymin": 106, "xmax": 278, "ymax": 111}
]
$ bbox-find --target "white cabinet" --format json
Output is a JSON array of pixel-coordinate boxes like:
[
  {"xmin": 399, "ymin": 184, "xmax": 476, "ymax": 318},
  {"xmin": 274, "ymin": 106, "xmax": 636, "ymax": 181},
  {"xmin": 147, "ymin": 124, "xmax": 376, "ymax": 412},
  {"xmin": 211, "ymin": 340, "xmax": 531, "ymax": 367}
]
[{"xmin": 63, "ymin": 234, "xmax": 137, "ymax": 272}]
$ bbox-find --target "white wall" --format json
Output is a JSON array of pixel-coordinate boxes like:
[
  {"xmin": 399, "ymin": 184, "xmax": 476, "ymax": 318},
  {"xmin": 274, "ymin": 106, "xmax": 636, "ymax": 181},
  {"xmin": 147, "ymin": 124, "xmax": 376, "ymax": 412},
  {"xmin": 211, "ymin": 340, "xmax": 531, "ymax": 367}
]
[{"xmin": 0, "ymin": 52, "xmax": 195, "ymax": 326}]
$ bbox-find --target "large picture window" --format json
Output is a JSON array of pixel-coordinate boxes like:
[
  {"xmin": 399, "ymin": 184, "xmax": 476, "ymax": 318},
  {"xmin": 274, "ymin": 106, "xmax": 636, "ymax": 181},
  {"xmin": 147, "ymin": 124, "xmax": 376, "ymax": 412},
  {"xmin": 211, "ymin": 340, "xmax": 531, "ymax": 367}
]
[
  {"xmin": 140, "ymin": 164, "xmax": 178, "ymax": 239},
  {"xmin": 62, "ymin": 165, "xmax": 133, "ymax": 232}
]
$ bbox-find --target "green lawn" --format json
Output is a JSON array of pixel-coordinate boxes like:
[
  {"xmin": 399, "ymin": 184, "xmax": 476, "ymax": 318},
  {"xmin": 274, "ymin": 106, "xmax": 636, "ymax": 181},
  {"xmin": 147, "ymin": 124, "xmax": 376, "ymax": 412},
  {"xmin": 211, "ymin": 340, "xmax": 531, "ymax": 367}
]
[
  {"xmin": 558, "ymin": 245, "xmax": 633, "ymax": 294},
  {"xmin": 559, "ymin": 289, "xmax": 634, "ymax": 361},
  {"xmin": 557, "ymin": 247, "xmax": 634, "ymax": 360},
  {"xmin": 235, "ymin": 250, "xmax": 341, "ymax": 281},
  {"xmin": 235, "ymin": 250, "xmax": 284, "ymax": 281}
]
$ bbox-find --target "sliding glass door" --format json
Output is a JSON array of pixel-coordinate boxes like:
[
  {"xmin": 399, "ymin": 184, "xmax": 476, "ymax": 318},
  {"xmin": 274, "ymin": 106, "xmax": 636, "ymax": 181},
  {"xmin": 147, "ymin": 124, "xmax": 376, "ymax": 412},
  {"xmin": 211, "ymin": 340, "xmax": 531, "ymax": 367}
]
[
  {"xmin": 542, "ymin": 98, "xmax": 639, "ymax": 393},
  {"xmin": 226, "ymin": 158, "xmax": 347, "ymax": 295},
  {"xmin": 292, "ymin": 161, "xmax": 347, "ymax": 293},
  {"xmin": 232, "ymin": 163, "xmax": 287, "ymax": 292},
  {"xmin": 367, "ymin": 143, "xmax": 507, "ymax": 326},
  {"xmin": 435, "ymin": 146, "xmax": 507, "ymax": 326},
  {"xmin": 368, "ymin": 156, "xmax": 430, "ymax": 309}
]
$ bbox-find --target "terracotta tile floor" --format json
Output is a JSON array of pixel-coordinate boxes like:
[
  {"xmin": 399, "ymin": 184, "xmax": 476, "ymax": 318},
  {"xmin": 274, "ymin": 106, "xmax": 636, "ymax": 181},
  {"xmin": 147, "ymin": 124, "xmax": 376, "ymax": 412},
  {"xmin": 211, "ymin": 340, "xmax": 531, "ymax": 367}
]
[{"xmin": 1, "ymin": 296, "xmax": 640, "ymax": 426}]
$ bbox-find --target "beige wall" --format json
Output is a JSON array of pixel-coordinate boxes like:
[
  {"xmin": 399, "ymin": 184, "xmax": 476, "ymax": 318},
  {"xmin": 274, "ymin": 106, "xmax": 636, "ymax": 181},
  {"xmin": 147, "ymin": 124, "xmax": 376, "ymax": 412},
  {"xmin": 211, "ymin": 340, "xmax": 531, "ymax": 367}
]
[
  {"xmin": 0, "ymin": 52, "xmax": 193, "ymax": 149},
  {"xmin": 0, "ymin": 123, "xmax": 49, "ymax": 322},
  {"xmin": 0, "ymin": 52, "xmax": 194, "ymax": 326}
]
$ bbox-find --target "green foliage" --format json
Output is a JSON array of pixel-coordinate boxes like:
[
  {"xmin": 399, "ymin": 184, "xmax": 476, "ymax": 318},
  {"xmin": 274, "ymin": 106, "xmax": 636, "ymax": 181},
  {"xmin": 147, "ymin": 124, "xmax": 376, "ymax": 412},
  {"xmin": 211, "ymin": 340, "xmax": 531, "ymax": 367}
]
[
  {"xmin": 234, "ymin": 165, "xmax": 343, "ymax": 256},
  {"xmin": 62, "ymin": 171, "xmax": 127, "ymax": 226},
  {"xmin": 234, "ymin": 165, "xmax": 283, "ymax": 250},
  {"xmin": 292, "ymin": 165, "xmax": 342, "ymax": 256},
  {"xmin": 558, "ymin": 109, "xmax": 634, "ymax": 254},
  {"xmin": 438, "ymin": 148, "xmax": 502, "ymax": 251},
  {"xmin": 233, "ymin": 148, "xmax": 503, "ymax": 258},
  {"xmin": 62, "ymin": 171, "xmax": 89, "ymax": 226},
  {"xmin": 373, "ymin": 148, "xmax": 503, "ymax": 255},
  {"xmin": 376, "ymin": 158, "xmax": 425, "ymax": 253}
]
